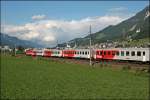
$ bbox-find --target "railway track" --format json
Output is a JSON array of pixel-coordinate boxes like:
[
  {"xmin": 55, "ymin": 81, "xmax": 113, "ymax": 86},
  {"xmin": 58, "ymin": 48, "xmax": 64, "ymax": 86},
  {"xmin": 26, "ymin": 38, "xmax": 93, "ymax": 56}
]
[{"xmin": 40, "ymin": 56, "xmax": 149, "ymax": 71}]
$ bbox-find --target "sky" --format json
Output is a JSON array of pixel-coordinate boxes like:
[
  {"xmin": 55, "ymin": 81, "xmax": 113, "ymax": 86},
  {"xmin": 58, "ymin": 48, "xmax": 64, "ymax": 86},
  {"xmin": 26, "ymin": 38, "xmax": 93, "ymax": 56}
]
[{"xmin": 1, "ymin": 1, "xmax": 149, "ymax": 47}]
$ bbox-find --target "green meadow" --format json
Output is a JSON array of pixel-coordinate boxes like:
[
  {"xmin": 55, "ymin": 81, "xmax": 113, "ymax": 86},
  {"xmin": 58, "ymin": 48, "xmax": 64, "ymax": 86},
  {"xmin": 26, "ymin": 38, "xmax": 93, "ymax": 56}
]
[{"xmin": 1, "ymin": 55, "xmax": 149, "ymax": 99}]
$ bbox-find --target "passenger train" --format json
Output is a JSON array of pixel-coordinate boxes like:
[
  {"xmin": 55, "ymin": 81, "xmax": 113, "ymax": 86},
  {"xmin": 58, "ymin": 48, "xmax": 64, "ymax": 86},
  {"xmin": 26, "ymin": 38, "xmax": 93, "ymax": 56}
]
[{"xmin": 25, "ymin": 48, "xmax": 150, "ymax": 62}]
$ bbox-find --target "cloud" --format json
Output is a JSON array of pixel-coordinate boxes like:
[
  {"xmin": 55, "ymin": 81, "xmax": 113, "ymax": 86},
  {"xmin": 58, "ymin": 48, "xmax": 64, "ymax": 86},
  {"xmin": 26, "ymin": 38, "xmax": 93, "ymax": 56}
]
[
  {"xmin": 32, "ymin": 14, "xmax": 46, "ymax": 20},
  {"xmin": 2, "ymin": 15, "xmax": 126, "ymax": 47}
]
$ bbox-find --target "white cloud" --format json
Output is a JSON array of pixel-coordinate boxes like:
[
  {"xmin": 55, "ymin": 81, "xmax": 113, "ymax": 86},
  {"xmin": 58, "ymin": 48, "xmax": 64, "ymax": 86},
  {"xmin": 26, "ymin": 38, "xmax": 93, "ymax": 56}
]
[
  {"xmin": 32, "ymin": 14, "xmax": 46, "ymax": 20},
  {"xmin": 2, "ymin": 15, "xmax": 126, "ymax": 47},
  {"xmin": 43, "ymin": 36, "xmax": 55, "ymax": 42}
]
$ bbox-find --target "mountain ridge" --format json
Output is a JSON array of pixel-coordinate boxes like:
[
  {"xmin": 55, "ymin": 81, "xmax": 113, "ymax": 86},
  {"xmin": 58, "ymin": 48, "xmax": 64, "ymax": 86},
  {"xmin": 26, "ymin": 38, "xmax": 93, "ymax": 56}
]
[
  {"xmin": 0, "ymin": 33, "xmax": 44, "ymax": 48},
  {"xmin": 62, "ymin": 5, "xmax": 149, "ymax": 48}
]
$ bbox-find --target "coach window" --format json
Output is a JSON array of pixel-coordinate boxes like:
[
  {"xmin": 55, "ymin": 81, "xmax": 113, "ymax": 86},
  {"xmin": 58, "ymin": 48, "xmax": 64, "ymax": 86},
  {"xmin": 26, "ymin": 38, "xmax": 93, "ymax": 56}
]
[
  {"xmin": 85, "ymin": 51, "xmax": 87, "ymax": 55},
  {"xmin": 112, "ymin": 51, "xmax": 115, "ymax": 55},
  {"xmin": 100, "ymin": 51, "xmax": 102, "ymax": 55},
  {"xmin": 96, "ymin": 51, "xmax": 99, "ymax": 55},
  {"xmin": 121, "ymin": 51, "xmax": 124, "ymax": 56},
  {"xmin": 116, "ymin": 51, "xmax": 119, "ymax": 56},
  {"xmin": 143, "ymin": 51, "xmax": 145, "ymax": 56},
  {"xmin": 137, "ymin": 51, "xmax": 141, "ymax": 56},
  {"xmin": 80, "ymin": 51, "xmax": 81, "ymax": 55},
  {"xmin": 126, "ymin": 51, "xmax": 129, "ymax": 56},
  {"xmin": 131, "ymin": 51, "xmax": 135, "ymax": 56},
  {"xmin": 104, "ymin": 51, "xmax": 106, "ymax": 55},
  {"xmin": 108, "ymin": 51, "xmax": 110, "ymax": 55},
  {"xmin": 82, "ymin": 51, "xmax": 84, "ymax": 55}
]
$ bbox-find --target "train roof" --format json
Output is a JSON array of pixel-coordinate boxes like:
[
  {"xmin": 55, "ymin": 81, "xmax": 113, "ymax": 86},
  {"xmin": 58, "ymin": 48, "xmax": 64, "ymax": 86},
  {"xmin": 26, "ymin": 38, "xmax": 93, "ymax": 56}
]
[{"xmin": 93, "ymin": 48, "xmax": 150, "ymax": 50}]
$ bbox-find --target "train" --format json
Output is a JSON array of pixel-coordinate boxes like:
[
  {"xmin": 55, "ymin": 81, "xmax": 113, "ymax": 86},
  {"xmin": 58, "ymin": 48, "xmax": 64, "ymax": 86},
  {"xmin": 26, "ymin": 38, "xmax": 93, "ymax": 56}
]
[{"xmin": 25, "ymin": 48, "xmax": 150, "ymax": 62}]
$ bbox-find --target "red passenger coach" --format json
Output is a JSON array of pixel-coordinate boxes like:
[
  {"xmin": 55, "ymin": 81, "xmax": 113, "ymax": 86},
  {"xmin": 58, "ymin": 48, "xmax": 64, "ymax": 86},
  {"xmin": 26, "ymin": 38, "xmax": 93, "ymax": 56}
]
[
  {"xmin": 62, "ymin": 50, "xmax": 76, "ymax": 58},
  {"xmin": 95, "ymin": 50, "xmax": 119, "ymax": 60},
  {"xmin": 43, "ymin": 50, "xmax": 52, "ymax": 57},
  {"xmin": 25, "ymin": 49, "xmax": 36, "ymax": 56}
]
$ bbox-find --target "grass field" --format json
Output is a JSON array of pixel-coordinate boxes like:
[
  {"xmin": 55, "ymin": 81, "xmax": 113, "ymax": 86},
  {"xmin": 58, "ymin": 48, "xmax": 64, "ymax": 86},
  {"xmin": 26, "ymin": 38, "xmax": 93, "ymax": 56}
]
[{"xmin": 1, "ymin": 55, "xmax": 149, "ymax": 99}]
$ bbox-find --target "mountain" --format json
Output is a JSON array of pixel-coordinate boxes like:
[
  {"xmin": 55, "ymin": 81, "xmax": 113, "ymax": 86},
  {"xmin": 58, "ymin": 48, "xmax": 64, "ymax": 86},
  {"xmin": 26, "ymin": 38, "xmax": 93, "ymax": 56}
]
[
  {"xmin": 64, "ymin": 5, "xmax": 150, "ymax": 47},
  {"xmin": 0, "ymin": 33, "xmax": 44, "ymax": 48}
]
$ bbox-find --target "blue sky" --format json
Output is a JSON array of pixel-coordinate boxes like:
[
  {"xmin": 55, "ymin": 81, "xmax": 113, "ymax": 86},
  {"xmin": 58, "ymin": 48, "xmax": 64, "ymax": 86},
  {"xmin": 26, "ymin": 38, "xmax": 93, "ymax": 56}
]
[
  {"xmin": 1, "ymin": 1, "xmax": 149, "ymax": 47},
  {"xmin": 1, "ymin": 1, "xmax": 149, "ymax": 25}
]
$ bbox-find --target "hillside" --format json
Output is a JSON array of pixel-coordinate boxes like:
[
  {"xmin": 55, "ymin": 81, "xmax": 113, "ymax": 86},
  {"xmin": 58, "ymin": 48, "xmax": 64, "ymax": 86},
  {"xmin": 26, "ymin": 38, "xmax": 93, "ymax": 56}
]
[
  {"xmin": 0, "ymin": 33, "xmax": 43, "ymax": 48},
  {"xmin": 65, "ymin": 6, "xmax": 149, "ymax": 47}
]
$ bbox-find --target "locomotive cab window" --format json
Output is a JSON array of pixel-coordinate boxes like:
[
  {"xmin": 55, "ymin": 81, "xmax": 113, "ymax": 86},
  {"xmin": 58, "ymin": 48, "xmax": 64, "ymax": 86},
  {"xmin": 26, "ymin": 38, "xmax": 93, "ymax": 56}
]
[{"xmin": 137, "ymin": 51, "xmax": 141, "ymax": 56}]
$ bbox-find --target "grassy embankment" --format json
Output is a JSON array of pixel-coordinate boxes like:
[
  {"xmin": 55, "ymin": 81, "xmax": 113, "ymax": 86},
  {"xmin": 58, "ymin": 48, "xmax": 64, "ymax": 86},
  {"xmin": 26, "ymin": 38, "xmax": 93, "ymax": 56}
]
[{"xmin": 1, "ymin": 55, "xmax": 149, "ymax": 99}]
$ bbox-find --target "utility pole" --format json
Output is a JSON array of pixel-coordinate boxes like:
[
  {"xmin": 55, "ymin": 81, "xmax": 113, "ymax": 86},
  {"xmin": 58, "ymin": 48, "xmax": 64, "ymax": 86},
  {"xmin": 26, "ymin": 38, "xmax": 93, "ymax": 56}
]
[
  {"xmin": 56, "ymin": 40, "xmax": 58, "ymax": 49},
  {"xmin": 89, "ymin": 25, "xmax": 92, "ymax": 66},
  {"xmin": 14, "ymin": 44, "xmax": 16, "ymax": 56}
]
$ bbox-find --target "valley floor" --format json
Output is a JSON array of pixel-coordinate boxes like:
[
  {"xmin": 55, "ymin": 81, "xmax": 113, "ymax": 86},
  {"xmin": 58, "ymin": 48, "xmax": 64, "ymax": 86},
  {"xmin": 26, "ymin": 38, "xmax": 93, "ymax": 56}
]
[{"xmin": 1, "ymin": 55, "xmax": 149, "ymax": 99}]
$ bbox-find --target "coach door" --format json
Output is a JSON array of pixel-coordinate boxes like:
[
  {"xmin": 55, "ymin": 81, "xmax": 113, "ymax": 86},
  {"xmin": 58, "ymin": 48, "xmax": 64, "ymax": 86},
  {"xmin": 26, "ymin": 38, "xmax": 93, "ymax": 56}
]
[{"xmin": 142, "ymin": 51, "xmax": 146, "ymax": 62}]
